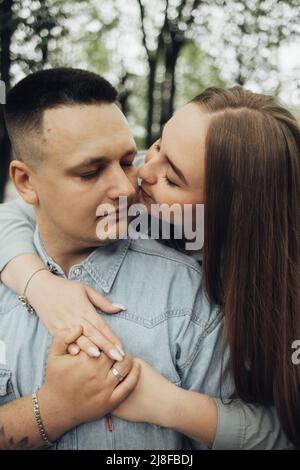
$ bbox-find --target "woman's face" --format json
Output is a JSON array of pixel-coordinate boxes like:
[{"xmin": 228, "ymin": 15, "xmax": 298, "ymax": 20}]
[{"xmin": 138, "ymin": 103, "xmax": 211, "ymax": 218}]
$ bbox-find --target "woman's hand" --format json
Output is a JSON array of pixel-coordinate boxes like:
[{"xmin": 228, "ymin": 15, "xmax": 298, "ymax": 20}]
[
  {"xmin": 113, "ymin": 359, "xmax": 180, "ymax": 429},
  {"xmin": 113, "ymin": 359, "xmax": 218, "ymax": 447},
  {"xmin": 26, "ymin": 270, "xmax": 127, "ymax": 361}
]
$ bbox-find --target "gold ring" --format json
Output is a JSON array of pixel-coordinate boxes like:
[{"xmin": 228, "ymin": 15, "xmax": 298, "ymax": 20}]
[{"xmin": 111, "ymin": 367, "xmax": 123, "ymax": 382}]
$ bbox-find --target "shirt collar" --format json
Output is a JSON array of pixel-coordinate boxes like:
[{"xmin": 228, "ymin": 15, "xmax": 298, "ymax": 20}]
[{"xmin": 33, "ymin": 226, "xmax": 131, "ymax": 293}]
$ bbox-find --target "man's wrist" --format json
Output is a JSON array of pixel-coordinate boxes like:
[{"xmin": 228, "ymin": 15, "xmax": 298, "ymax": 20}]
[
  {"xmin": 37, "ymin": 386, "xmax": 75, "ymax": 442},
  {"xmin": 32, "ymin": 391, "xmax": 55, "ymax": 446}
]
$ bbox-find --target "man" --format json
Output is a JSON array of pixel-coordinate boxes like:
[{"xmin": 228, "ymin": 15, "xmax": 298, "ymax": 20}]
[{"xmin": 0, "ymin": 68, "xmax": 229, "ymax": 449}]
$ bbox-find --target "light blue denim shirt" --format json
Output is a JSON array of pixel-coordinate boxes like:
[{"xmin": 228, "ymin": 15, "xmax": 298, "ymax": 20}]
[{"xmin": 0, "ymin": 225, "xmax": 232, "ymax": 450}]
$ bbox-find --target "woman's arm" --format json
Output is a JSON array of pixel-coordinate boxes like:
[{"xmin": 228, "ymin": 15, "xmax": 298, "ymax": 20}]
[
  {"xmin": 0, "ymin": 198, "xmax": 37, "ymax": 287},
  {"xmin": 171, "ymin": 391, "xmax": 293, "ymax": 450},
  {"xmin": 212, "ymin": 399, "xmax": 293, "ymax": 450},
  {"xmin": 0, "ymin": 198, "xmax": 127, "ymax": 361},
  {"xmin": 113, "ymin": 359, "xmax": 293, "ymax": 450},
  {"xmin": 112, "ymin": 359, "xmax": 217, "ymax": 446}
]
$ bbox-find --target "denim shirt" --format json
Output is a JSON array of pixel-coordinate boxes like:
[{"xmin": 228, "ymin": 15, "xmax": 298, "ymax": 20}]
[{"xmin": 0, "ymin": 227, "xmax": 232, "ymax": 450}]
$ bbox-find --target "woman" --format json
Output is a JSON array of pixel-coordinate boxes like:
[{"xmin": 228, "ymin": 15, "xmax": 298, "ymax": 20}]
[{"xmin": 0, "ymin": 87, "xmax": 299, "ymax": 449}]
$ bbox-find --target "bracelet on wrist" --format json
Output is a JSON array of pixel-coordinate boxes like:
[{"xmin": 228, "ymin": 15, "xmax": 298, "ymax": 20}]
[
  {"xmin": 32, "ymin": 390, "xmax": 55, "ymax": 448},
  {"xmin": 18, "ymin": 265, "xmax": 55, "ymax": 315}
]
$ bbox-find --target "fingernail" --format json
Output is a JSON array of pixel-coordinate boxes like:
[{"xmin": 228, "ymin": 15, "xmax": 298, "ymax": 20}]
[
  {"xmin": 108, "ymin": 348, "xmax": 124, "ymax": 362},
  {"xmin": 115, "ymin": 344, "xmax": 126, "ymax": 357},
  {"xmin": 70, "ymin": 346, "xmax": 79, "ymax": 355},
  {"xmin": 88, "ymin": 347, "xmax": 101, "ymax": 358},
  {"xmin": 112, "ymin": 303, "xmax": 127, "ymax": 311}
]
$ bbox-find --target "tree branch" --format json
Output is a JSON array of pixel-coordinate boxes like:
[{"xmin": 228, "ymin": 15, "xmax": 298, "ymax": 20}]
[
  {"xmin": 185, "ymin": 0, "xmax": 202, "ymax": 27},
  {"xmin": 177, "ymin": 0, "xmax": 188, "ymax": 23},
  {"xmin": 137, "ymin": 0, "xmax": 150, "ymax": 59},
  {"xmin": 155, "ymin": 0, "xmax": 169, "ymax": 59}
]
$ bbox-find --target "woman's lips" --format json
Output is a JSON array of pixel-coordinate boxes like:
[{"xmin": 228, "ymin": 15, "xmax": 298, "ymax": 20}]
[{"xmin": 141, "ymin": 185, "xmax": 153, "ymax": 202}]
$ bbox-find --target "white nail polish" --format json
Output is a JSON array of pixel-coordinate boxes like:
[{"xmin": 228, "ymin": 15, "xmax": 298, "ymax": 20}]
[
  {"xmin": 115, "ymin": 344, "xmax": 126, "ymax": 357},
  {"xmin": 112, "ymin": 303, "xmax": 127, "ymax": 311},
  {"xmin": 88, "ymin": 347, "xmax": 101, "ymax": 358},
  {"xmin": 70, "ymin": 346, "xmax": 79, "ymax": 355},
  {"xmin": 109, "ymin": 349, "xmax": 123, "ymax": 362}
]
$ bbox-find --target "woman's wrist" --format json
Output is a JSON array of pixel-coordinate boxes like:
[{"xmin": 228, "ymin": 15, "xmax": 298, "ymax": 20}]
[
  {"xmin": 25, "ymin": 268, "xmax": 55, "ymax": 308},
  {"xmin": 166, "ymin": 388, "xmax": 218, "ymax": 447},
  {"xmin": 155, "ymin": 382, "xmax": 183, "ymax": 430},
  {"xmin": 166, "ymin": 387, "xmax": 186, "ymax": 430},
  {"xmin": 0, "ymin": 254, "xmax": 46, "ymax": 295}
]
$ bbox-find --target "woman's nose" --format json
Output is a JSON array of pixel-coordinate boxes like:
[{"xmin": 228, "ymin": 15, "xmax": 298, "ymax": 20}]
[
  {"xmin": 138, "ymin": 161, "xmax": 157, "ymax": 185},
  {"xmin": 144, "ymin": 139, "xmax": 160, "ymax": 164},
  {"xmin": 138, "ymin": 142, "xmax": 161, "ymax": 184}
]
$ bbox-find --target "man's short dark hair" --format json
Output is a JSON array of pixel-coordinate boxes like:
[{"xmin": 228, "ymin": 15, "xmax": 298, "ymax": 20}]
[{"xmin": 4, "ymin": 67, "xmax": 119, "ymax": 166}]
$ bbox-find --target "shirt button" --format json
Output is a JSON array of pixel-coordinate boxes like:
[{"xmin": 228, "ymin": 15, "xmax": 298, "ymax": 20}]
[
  {"xmin": 47, "ymin": 261, "xmax": 57, "ymax": 273},
  {"xmin": 73, "ymin": 267, "xmax": 83, "ymax": 277}
]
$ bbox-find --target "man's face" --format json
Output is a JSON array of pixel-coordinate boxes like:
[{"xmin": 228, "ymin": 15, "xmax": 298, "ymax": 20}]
[{"xmin": 32, "ymin": 103, "xmax": 138, "ymax": 248}]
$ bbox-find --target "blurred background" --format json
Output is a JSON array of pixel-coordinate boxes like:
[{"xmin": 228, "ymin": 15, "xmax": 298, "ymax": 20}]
[{"xmin": 1, "ymin": 0, "xmax": 300, "ymax": 202}]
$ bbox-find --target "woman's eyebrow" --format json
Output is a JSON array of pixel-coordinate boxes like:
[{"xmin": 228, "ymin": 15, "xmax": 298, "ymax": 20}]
[
  {"xmin": 165, "ymin": 155, "xmax": 187, "ymax": 185},
  {"xmin": 160, "ymin": 124, "xmax": 187, "ymax": 184}
]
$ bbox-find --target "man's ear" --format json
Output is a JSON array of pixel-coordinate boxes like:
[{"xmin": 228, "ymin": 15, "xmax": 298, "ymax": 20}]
[{"xmin": 9, "ymin": 160, "xmax": 39, "ymax": 205}]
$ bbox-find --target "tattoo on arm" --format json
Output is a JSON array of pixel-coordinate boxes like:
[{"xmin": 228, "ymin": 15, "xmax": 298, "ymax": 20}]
[{"xmin": 0, "ymin": 425, "xmax": 36, "ymax": 450}]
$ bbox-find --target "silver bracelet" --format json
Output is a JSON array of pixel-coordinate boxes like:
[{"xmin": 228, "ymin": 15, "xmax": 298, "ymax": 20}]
[
  {"xmin": 32, "ymin": 390, "xmax": 54, "ymax": 447},
  {"xmin": 18, "ymin": 266, "xmax": 53, "ymax": 315}
]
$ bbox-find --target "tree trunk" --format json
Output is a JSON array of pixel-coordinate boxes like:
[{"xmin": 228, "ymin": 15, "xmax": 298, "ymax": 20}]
[
  {"xmin": 146, "ymin": 58, "xmax": 156, "ymax": 147},
  {"xmin": 159, "ymin": 41, "xmax": 181, "ymax": 128},
  {"xmin": 167, "ymin": 43, "xmax": 181, "ymax": 118},
  {"xmin": 236, "ymin": 53, "xmax": 246, "ymax": 86},
  {"xmin": 0, "ymin": 0, "xmax": 14, "ymax": 202},
  {"xmin": 118, "ymin": 72, "xmax": 131, "ymax": 116}
]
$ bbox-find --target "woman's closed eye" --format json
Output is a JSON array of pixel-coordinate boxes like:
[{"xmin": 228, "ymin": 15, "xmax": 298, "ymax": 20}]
[{"xmin": 163, "ymin": 173, "xmax": 177, "ymax": 187}]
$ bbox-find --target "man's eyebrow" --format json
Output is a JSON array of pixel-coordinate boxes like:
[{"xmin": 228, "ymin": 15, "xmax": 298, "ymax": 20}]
[
  {"xmin": 121, "ymin": 148, "xmax": 138, "ymax": 159},
  {"xmin": 67, "ymin": 156, "xmax": 109, "ymax": 172},
  {"xmin": 67, "ymin": 148, "xmax": 137, "ymax": 172}
]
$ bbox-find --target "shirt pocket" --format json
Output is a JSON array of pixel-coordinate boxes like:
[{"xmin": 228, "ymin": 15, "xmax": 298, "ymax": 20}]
[{"xmin": 0, "ymin": 367, "xmax": 16, "ymax": 405}]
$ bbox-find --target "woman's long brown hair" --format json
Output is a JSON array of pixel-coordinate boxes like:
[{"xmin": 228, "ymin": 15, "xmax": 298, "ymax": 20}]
[{"xmin": 192, "ymin": 87, "xmax": 300, "ymax": 447}]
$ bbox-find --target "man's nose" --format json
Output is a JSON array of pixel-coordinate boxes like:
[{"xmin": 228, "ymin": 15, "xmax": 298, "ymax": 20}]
[{"xmin": 108, "ymin": 166, "xmax": 137, "ymax": 201}]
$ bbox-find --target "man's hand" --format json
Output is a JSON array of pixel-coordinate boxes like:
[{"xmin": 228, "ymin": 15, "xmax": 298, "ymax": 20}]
[{"xmin": 38, "ymin": 327, "xmax": 141, "ymax": 442}]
